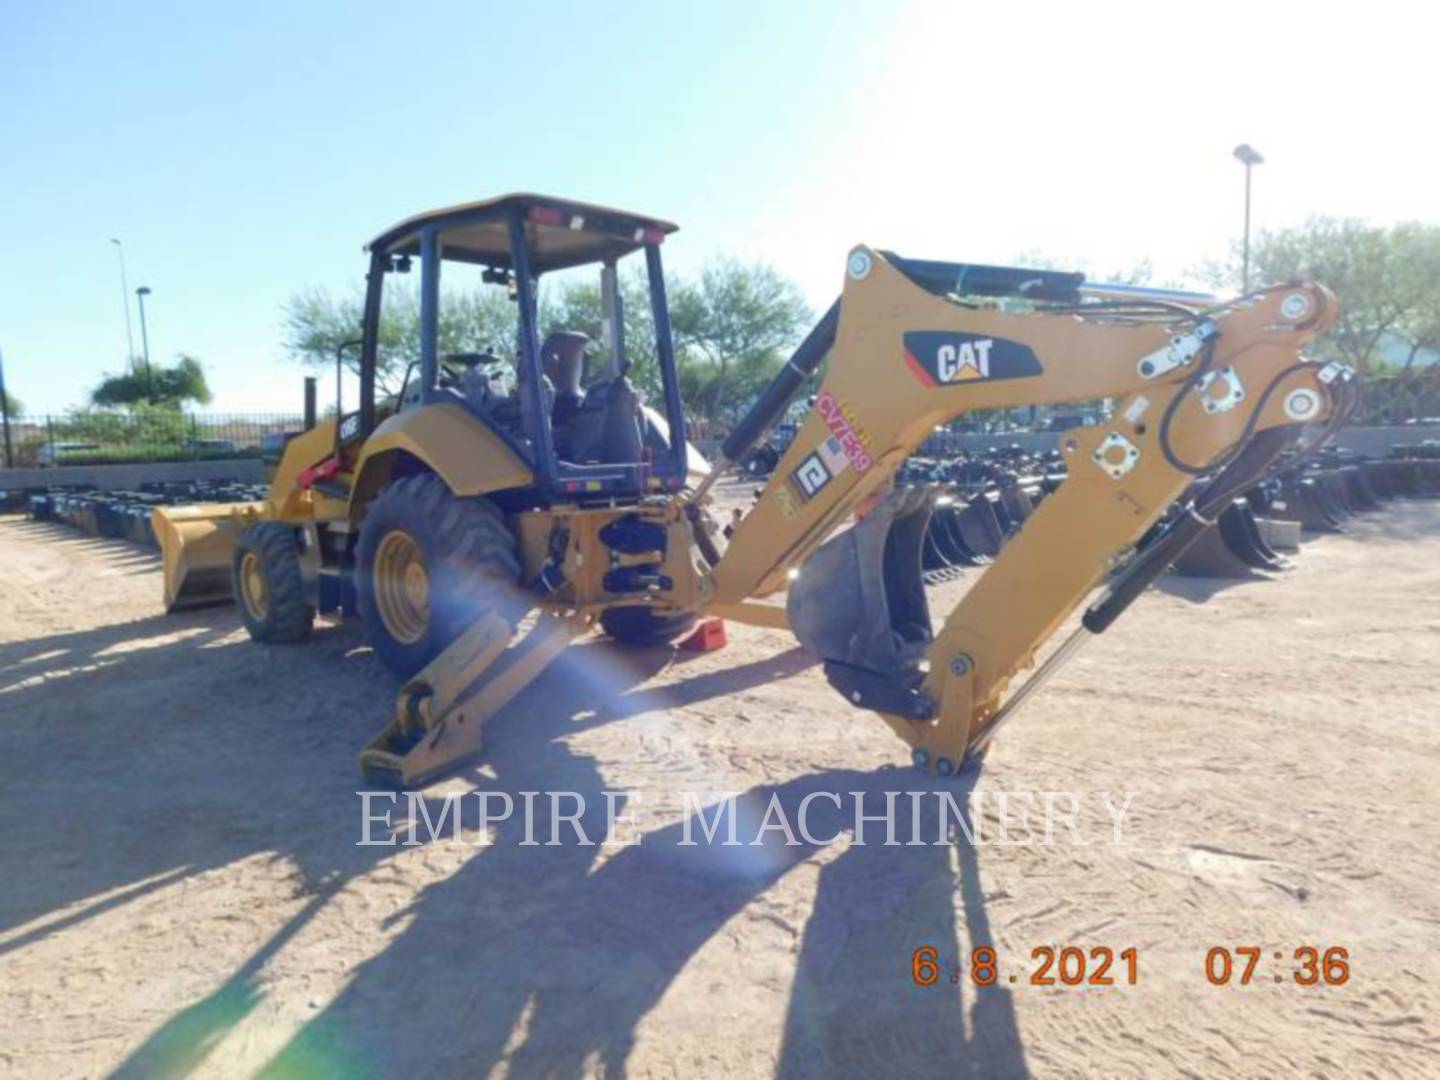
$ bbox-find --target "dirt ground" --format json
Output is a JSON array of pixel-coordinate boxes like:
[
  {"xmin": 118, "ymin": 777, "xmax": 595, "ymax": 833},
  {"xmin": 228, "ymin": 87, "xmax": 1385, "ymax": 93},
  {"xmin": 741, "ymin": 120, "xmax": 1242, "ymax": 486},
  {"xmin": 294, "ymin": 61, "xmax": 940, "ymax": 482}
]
[{"xmin": 1, "ymin": 491, "xmax": 1438, "ymax": 1078}]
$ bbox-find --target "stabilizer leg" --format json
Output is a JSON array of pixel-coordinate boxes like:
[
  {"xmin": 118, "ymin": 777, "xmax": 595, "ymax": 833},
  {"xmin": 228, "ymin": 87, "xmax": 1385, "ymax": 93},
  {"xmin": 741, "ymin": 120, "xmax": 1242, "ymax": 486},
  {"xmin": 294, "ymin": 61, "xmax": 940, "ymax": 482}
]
[{"xmin": 359, "ymin": 611, "xmax": 582, "ymax": 788}]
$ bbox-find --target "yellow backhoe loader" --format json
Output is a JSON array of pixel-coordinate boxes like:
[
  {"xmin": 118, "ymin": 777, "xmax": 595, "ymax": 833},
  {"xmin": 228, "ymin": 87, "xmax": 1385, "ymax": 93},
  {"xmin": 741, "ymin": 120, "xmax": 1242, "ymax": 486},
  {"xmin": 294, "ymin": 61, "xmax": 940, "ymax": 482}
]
[{"xmin": 154, "ymin": 194, "xmax": 1343, "ymax": 787}]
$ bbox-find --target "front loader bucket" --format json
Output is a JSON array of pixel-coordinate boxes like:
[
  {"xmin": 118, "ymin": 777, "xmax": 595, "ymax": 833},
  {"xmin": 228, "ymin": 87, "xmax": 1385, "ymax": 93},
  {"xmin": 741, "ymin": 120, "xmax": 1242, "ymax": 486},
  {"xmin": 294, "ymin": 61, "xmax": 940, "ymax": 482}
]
[
  {"xmin": 788, "ymin": 488, "xmax": 934, "ymax": 715},
  {"xmin": 152, "ymin": 503, "xmax": 261, "ymax": 612}
]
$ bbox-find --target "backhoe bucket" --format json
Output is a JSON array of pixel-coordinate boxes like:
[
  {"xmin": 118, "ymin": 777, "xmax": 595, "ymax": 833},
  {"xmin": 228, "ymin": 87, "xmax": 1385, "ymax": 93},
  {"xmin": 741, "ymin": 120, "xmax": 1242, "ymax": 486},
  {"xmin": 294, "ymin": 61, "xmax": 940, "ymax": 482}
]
[
  {"xmin": 1360, "ymin": 461, "xmax": 1398, "ymax": 499},
  {"xmin": 152, "ymin": 503, "xmax": 261, "ymax": 612},
  {"xmin": 922, "ymin": 500, "xmax": 977, "ymax": 581},
  {"xmin": 1218, "ymin": 502, "xmax": 1287, "ymax": 571},
  {"xmin": 999, "ymin": 485, "xmax": 1036, "ymax": 527},
  {"xmin": 1317, "ymin": 472, "xmax": 1355, "ymax": 519},
  {"xmin": 1171, "ymin": 522, "xmax": 1256, "ymax": 578},
  {"xmin": 955, "ymin": 496, "xmax": 1005, "ymax": 559},
  {"xmin": 936, "ymin": 506, "xmax": 984, "ymax": 565},
  {"xmin": 1275, "ymin": 478, "xmax": 1342, "ymax": 532},
  {"xmin": 1256, "ymin": 516, "xmax": 1301, "ymax": 553},
  {"xmin": 921, "ymin": 516, "xmax": 962, "ymax": 582},
  {"xmin": 1339, "ymin": 466, "xmax": 1382, "ymax": 511},
  {"xmin": 788, "ymin": 488, "xmax": 934, "ymax": 709}
]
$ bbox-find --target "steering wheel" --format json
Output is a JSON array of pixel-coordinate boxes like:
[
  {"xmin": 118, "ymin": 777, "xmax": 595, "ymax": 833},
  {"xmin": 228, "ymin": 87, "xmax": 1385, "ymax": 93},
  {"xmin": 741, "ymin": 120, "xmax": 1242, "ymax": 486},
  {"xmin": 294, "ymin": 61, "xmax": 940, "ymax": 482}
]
[{"xmin": 439, "ymin": 351, "xmax": 504, "ymax": 388}]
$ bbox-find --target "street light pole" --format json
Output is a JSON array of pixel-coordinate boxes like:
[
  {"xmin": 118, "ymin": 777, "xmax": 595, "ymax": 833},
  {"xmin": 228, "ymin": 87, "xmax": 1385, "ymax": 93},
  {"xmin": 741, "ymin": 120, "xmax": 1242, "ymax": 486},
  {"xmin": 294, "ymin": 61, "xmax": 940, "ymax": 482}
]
[
  {"xmin": 110, "ymin": 238, "xmax": 136, "ymax": 362},
  {"xmin": 1233, "ymin": 144, "xmax": 1264, "ymax": 292},
  {"xmin": 136, "ymin": 286, "xmax": 155, "ymax": 399},
  {"xmin": 0, "ymin": 347, "xmax": 13, "ymax": 469}
]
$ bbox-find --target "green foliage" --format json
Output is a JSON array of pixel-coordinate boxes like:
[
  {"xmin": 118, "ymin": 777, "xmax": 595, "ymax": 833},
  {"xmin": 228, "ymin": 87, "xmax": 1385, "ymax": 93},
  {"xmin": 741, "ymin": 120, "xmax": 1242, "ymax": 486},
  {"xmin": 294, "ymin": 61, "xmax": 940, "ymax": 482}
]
[
  {"xmin": 283, "ymin": 285, "xmax": 519, "ymax": 396},
  {"xmin": 1209, "ymin": 218, "xmax": 1440, "ymax": 373},
  {"xmin": 91, "ymin": 354, "xmax": 213, "ymax": 408},
  {"xmin": 1013, "ymin": 250, "xmax": 1163, "ymax": 288},
  {"xmin": 55, "ymin": 405, "xmax": 193, "ymax": 444},
  {"xmin": 282, "ymin": 257, "xmax": 811, "ymax": 427},
  {"xmin": 669, "ymin": 258, "xmax": 811, "ymax": 425},
  {"xmin": 2, "ymin": 390, "xmax": 20, "ymax": 418}
]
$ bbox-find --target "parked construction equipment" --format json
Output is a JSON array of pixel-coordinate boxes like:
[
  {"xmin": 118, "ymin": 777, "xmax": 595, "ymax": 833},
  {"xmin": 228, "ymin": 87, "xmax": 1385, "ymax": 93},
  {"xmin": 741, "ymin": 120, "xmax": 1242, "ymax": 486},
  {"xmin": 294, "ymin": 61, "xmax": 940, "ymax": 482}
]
[{"xmin": 150, "ymin": 194, "xmax": 1350, "ymax": 786}]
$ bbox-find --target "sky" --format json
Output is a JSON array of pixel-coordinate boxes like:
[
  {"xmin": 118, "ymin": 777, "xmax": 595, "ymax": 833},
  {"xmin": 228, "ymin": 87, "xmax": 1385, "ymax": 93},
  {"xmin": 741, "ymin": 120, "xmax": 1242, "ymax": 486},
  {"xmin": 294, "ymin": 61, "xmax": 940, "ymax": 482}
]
[{"xmin": 3, "ymin": 0, "xmax": 1435, "ymax": 415}]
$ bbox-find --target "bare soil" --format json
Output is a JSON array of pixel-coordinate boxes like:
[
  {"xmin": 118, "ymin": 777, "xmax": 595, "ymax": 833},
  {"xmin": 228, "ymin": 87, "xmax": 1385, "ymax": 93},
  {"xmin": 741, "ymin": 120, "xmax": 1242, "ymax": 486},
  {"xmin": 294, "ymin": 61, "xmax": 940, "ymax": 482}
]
[{"xmin": 1, "ymin": 494, "xmax": 1437, "ymax": 1078}]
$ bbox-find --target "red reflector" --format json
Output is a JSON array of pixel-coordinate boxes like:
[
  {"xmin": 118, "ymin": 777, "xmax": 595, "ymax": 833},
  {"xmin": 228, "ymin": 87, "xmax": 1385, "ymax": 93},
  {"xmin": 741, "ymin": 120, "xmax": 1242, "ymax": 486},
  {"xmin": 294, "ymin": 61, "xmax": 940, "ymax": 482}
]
[
  {"xmin": 297, "ymin": 457, "xmax": 342, "ymax": 490},
  {"xmin": 680, "ymin": 619, "xmax": 727, "ymax": 652},
  {"xmin": 564, "ymin": 481, "xmax": 580, "ymax": 492},
  {"xmin": 642, "ymin": 227, "xmax": 666, "ymax": 244},
  {"xmin": 528, "ymin": 205, "xmax": 565, "ymax": 226}
]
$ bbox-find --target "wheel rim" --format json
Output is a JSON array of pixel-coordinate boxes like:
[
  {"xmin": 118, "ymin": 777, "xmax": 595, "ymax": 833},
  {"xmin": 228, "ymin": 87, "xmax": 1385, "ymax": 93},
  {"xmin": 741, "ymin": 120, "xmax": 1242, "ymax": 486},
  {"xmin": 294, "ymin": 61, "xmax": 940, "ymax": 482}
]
[
  {"xmin": 239, "ymin": 550, "xmax": 269, "ymax": 621},
  {"xmin": 374, "ymin": 529, "xmax": 429, "ymax": 644}
]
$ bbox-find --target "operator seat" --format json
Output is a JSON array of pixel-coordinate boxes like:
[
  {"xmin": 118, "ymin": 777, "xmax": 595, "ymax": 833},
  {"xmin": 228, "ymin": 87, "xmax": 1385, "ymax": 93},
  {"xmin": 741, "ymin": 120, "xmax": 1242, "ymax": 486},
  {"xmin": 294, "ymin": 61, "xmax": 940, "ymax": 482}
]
[
  {"xmin": 540, "ymin": 331, "xmax": 590, "ymax": 429},
  {"xmin": 570, "ymin": 375, "xmax": 645, "ymax": 465}
]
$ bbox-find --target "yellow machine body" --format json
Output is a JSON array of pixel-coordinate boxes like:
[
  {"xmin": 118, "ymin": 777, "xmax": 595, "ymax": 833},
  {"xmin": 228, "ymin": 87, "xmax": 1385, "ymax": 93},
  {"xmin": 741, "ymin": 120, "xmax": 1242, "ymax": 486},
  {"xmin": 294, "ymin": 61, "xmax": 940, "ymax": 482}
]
[
  {"xmin": 152, "ymin": 207, "xmax": 1343, "ymax": 787},
  {"xmin": 152, "ymin": 502, "xmax": 263, "ymax": 612}
]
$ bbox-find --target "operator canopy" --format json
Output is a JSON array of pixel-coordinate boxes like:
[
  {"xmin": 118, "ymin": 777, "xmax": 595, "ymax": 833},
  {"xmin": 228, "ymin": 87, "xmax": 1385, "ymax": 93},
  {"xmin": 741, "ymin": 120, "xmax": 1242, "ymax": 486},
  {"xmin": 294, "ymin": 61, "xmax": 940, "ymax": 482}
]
[{"xmin": 367, "ymin": 193, "xmax": 679, "ymax": 273}]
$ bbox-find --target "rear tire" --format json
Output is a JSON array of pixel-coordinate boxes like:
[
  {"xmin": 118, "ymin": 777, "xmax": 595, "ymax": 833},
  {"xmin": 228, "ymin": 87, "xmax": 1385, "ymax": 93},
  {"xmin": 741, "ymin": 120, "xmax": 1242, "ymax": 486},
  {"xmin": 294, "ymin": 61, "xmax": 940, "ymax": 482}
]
[
  {"xmin": 233, "ymin": 524, "xmax": 314, "ymax": 643},
  {"xmin": 600, "ymin": 605, "xmax": 697, "ymax": 647},
  {"xmin": 355, "ymin": 475, "xmax": 523, "ymax": 678}
]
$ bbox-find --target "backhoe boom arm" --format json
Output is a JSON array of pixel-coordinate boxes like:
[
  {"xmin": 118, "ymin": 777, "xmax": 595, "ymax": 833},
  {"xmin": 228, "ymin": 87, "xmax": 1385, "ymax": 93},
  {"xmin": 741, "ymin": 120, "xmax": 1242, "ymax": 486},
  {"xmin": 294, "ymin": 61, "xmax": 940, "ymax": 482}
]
[{"xmin": 712, "ymin": 247, "xmax": 1338, "ymax": 773}]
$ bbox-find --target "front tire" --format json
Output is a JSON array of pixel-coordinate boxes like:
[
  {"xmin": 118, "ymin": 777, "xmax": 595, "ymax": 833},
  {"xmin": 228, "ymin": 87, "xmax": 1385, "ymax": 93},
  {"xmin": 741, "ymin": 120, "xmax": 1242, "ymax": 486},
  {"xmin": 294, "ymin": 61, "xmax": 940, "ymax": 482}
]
[
  {"xmin": 355, "ymin": 475, "xmax": 523, "ymax": 677},
  {"xmin": 233, "ymin": 524, "xmax": 314, "ymax": 643}
]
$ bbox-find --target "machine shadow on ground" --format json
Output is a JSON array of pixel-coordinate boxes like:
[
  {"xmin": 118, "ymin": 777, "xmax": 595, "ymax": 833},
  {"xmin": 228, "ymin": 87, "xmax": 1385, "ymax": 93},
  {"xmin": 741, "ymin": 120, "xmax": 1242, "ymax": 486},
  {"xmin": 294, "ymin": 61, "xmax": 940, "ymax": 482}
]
[
  {"xmin": 247, "ymin": 756, "xmax": 1026, "ymax": 1080},
  {"xmin": 1153, "ymin": 571, "xmax": 1270, "ymax": 604},
  {"xmin": 0, "ymin": 606, "xmax": 1027, "ymax": 1078},
  {"xmin": 8, "ymin": 519, "xmax": 163, "ymax": 575}
]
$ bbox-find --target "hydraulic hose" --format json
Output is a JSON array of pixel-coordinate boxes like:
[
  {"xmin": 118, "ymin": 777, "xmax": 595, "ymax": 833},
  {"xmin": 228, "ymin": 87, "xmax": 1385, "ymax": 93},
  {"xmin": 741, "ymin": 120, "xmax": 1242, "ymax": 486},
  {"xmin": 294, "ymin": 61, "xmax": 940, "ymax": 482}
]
[
  {"xmin": 1083, "ymin": 424, "xmax": 1298, "ymax": 633},
  {"xmin": 720, "ymin": 301, "xmax": 840, "ymax": 465}
]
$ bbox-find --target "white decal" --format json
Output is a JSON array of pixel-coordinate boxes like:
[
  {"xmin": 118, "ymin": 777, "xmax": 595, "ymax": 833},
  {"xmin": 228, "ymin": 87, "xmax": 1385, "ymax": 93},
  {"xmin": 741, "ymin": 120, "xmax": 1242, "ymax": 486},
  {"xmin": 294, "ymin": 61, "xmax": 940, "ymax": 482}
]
[
  {"xmin": 793, "ymin": 454, "xmax": 832, "ymax": 498},
  {"xmin": 936, "ymin": 339, "xmax": 994, "ymax": 382}
]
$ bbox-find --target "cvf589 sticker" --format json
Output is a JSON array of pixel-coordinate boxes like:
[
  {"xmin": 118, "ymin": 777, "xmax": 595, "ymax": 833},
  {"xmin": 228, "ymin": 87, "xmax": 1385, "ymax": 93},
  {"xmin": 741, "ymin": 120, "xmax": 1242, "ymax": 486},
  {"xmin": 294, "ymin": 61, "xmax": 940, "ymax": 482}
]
[
  {"xmin": 816, "ymin": 391, "xmax": 873, "ymax": 472},
  {"xmin": 903, "ymin": 331, "xmax": 1043, "ymax": 388}
]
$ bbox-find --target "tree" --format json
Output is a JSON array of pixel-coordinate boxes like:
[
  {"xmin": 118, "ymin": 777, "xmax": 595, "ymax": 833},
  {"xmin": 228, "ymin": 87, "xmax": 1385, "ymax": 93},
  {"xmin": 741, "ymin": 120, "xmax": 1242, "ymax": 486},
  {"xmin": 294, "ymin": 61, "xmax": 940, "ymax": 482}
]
[
  {"xmin": 1013, "ymin": 250, "xmax": 1161, "ymax": 288},
  {"xmin": 667, "ymin": 258, "xmax": 811, "ymax": 425},
  {"xmin": 283, "ymin": 285, "xmax": 519, "ymax": 397},
  {"xmin": 2, "ymin": 390, "xmax": 21, "ymax": 418},
  {"xmin": 91, "ymin": 354, "xmax": 212, "ymax": 408},
  {"xmin": 282, "ymin": 258, "xmax": 812, "ymax": 428},
  {"xmin": 1203, "ymin": 218, "xmax": 1440, "ymax": 374}
]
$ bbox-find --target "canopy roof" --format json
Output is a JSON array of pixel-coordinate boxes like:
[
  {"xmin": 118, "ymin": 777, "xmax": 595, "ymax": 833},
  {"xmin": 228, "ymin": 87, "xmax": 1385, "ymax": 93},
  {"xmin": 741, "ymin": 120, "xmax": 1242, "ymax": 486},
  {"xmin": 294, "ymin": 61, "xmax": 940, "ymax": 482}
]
[{"xmin": 367, "ymin": 193, "xmax": 679, "ymax": 273}]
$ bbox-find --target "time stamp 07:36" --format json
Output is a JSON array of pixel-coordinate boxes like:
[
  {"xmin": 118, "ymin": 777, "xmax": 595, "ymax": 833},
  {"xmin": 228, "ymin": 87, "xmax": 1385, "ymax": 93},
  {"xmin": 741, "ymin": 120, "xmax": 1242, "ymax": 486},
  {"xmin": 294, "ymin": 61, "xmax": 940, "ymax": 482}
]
[{"xmin": 911, "ymin": 945, "xmax": 1352, "ymax": 989}]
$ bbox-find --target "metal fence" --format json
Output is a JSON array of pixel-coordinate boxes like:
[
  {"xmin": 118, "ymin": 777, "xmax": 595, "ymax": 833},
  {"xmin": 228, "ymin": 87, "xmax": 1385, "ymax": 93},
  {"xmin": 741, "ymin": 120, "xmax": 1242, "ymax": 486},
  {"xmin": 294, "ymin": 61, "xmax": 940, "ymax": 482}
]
[{"xmin": 1, "ymin": 412, "xmax": 304, "ymax": 468}]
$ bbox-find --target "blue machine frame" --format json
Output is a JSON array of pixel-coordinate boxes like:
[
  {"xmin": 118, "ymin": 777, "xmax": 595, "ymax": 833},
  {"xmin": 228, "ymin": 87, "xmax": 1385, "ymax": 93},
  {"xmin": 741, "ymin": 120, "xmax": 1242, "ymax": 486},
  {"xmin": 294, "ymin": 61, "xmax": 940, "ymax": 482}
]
[{"xmin": 355, "ymin": 196, "xmax": 690, "ymax": 501}]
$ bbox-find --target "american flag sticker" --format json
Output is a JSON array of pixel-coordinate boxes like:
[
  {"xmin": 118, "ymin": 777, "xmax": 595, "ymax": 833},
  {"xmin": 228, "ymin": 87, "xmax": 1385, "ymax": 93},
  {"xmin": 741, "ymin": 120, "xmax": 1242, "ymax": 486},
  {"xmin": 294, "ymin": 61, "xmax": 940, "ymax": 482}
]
[{"xmin": 817, "ymin": 436, "xmax": 849, "ymax": 476}]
